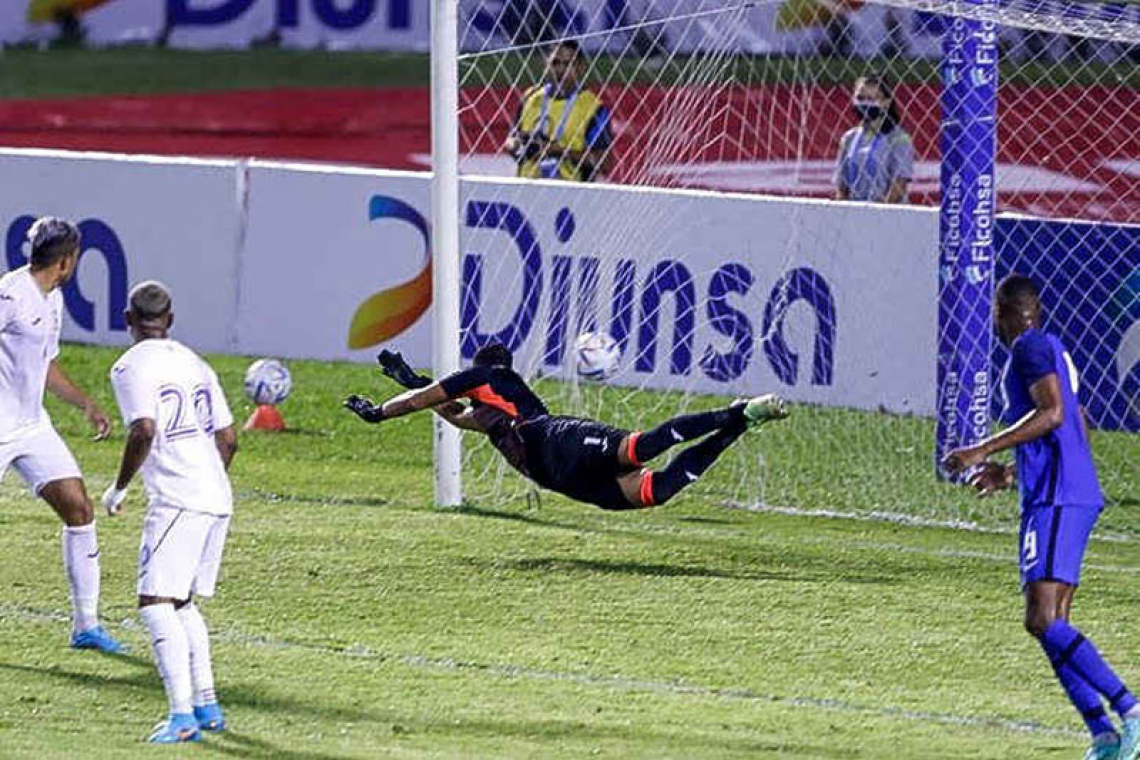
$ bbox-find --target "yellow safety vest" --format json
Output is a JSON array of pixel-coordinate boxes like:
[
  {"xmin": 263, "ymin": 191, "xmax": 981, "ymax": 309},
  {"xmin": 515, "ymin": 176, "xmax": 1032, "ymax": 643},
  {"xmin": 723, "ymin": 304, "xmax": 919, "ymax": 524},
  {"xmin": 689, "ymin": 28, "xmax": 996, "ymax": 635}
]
[{"xmin": 515, "ymin": 85, "xmax": 605, "ymax": 182}]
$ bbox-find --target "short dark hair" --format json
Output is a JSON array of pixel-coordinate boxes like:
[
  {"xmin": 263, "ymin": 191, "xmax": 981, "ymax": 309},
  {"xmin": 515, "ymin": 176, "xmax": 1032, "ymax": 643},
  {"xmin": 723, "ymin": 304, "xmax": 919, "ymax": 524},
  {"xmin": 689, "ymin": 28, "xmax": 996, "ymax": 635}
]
[
  {"xmin": 550, "ymin": 39, "xmax": 583, "ymax": 60},
  {"xmin": 28, "ymin": 217, "xmax": 80, "ymax": 269},
  {"xmin": 996, "ymin": 274, "xmax": 1039, "ymax": 307},
  {"xmin": 473, "ymin": 343, "xmax": 513, "ymax": 369},
  {"xmin": 128, "ymin": 280, "xmax": 172, "ymax": 321}
]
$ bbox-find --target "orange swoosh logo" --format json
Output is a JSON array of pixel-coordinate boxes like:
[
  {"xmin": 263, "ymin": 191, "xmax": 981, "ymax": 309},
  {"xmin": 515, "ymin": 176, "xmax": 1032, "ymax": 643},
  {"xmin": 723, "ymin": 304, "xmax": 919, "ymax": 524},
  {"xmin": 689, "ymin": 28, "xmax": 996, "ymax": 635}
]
[{"xmin": 347, "ymin": 195, "xmax": 432, "ymax": 350}]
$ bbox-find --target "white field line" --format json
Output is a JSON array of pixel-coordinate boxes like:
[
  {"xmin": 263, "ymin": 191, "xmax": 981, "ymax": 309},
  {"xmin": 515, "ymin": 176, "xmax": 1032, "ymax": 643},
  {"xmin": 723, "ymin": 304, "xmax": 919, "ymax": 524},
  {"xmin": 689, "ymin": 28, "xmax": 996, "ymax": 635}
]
[
  {"xmin": 233, "ymin": 486, "xmax": 1136, "ymax": 546},
  {"xmin": 798, "ymin": 537, "xmax": 1140, "ymax": 575},
  {"xmin": 0, "ymin": 603, "xmax": 1082, "ymax": 740},
  {"xmin": 725, "ymin": 502, "xmax": 1136, "ymax": 544}
]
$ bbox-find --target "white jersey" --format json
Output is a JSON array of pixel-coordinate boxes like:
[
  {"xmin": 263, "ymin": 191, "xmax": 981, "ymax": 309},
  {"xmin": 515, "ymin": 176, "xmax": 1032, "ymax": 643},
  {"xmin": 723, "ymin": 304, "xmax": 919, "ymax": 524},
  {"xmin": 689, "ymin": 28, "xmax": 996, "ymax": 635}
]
[
  {"xmin": 0, "ymin": 266, "xmax": 63, "ymax": 442},
  {"xmin": 110, "ymin": 339, "xmax": 234, "ymax": 515}
]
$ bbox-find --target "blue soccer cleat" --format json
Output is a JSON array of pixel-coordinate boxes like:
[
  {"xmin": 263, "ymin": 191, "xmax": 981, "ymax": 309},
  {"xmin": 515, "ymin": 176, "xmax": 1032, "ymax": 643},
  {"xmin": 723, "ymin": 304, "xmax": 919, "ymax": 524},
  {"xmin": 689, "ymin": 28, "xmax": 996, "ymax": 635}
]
[
  {"xmin": 1084, "ymin": 734, "xmax": 1121, "ymax": 760},
  {"xmin": 742, "ymin": 394, "xmax": 789, "ymax": 428},
  {"xmin": 194, "ymin": 702, "xmax": 226, "ymax": 732},
  {"xmin": 70, "ymin": 626, "xmax": 125, "ymax": 654},
  {"xmin": 1119, "ymin": 717, "xmax": 1140, "ymax": 760},
  {"xmin": 147, "ymin": 713, "xmax": 201, "ymax": 744}
]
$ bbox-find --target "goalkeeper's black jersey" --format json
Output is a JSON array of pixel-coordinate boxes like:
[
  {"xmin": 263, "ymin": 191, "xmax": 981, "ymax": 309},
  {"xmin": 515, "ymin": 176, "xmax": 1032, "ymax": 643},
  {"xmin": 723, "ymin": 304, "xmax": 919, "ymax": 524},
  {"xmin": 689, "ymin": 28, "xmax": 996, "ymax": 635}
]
[
  {"xmin": 439, "ymin": 365, "xmax": 549, "ymax": 478},
  {"xmin": 439, "ymin": 365, "xmax": 633, "ymax": 509},
  {"xmin": 468, "ymin": 405, "xmax": 532, "ymax": 478},
  {"xmin": 438, "ymin": 365, "xmax": 548, "ymax": 420}
]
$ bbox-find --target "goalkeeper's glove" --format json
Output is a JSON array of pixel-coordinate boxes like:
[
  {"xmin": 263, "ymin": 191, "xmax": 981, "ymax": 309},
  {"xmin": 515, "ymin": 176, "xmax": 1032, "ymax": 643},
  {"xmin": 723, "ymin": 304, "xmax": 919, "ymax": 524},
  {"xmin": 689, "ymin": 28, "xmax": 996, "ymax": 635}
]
[
  {"xmin": 343, "ymin": 394, "xmax": 387, "ymax": 423},
  {"xmin": 377, "ymin": 350, "xmax": 431, "ymax": 389}
]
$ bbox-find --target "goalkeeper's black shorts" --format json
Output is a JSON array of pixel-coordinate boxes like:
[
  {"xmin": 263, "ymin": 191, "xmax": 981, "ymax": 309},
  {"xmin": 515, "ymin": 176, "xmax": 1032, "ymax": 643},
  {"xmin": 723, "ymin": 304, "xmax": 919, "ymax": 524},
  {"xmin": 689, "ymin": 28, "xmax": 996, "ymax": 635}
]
[{"xmin": 518, "ymin": 415, "xmax": 634, "ymax": 510}]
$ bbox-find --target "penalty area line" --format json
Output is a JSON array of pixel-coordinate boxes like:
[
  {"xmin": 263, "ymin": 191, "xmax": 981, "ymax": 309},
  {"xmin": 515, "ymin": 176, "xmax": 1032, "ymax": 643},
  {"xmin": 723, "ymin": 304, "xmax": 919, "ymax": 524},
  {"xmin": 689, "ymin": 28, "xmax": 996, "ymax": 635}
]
[{"xmin": 1, "ymin": 603, "xmax": 1082, "ymax": 741}]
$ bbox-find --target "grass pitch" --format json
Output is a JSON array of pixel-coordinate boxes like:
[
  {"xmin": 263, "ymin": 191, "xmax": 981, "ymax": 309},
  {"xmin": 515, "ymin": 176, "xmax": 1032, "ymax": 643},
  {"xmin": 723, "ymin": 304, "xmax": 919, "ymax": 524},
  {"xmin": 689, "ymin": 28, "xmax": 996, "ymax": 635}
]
[
  {"xmin": 0, "ymin": 48, "xmax": 1134, "ymax": 100},
  {"xmin": 0, "ymin": 344, "xmax": 1137, "ymax": 758}
]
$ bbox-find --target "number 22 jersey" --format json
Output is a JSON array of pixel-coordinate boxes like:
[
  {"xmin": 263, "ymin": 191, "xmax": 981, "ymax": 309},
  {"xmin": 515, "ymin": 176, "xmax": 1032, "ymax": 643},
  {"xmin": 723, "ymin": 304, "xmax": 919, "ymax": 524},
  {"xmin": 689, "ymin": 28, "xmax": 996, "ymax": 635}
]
[{"xmin": 110, "ymin": 339, "xmax": 234, "ymax": 514}]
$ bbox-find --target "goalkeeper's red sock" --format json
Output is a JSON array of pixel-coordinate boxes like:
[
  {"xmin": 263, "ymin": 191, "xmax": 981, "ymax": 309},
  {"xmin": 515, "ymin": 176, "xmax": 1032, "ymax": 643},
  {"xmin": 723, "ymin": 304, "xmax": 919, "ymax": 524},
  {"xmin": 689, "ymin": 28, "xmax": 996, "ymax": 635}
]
[{"xmin": 644, "ymin": 420, "xmax": 746, "ymax": 506}]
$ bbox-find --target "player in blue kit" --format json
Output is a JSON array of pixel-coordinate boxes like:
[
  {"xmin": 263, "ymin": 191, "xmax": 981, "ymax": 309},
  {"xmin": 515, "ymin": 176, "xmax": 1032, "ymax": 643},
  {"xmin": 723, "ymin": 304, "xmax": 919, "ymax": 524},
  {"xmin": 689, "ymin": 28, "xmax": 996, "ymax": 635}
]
[{"xmin": 944, "ymin": 275, "xmax": 1139, "ymax": 760}]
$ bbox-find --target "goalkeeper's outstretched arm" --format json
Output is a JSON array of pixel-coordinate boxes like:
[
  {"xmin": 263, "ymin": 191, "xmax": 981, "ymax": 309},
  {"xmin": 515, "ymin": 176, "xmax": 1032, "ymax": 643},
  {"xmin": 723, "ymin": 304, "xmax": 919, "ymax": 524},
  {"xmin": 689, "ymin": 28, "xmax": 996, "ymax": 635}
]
[
  {"xmin": 370, "ymin": 350, "xmax": 486, "ymax": 432},
  {"xmin": 430, "ymin": 400, "xmax": 485, "ymax": 432},
  {"xmin": 344, "ymin": 352, "xmax": 488, "ymax": 433}
]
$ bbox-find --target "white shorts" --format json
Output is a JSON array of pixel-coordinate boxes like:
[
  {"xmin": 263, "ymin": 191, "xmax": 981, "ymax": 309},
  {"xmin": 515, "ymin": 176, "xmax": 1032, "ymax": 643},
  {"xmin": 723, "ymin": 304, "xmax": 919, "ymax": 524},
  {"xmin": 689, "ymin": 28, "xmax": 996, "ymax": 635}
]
[
  {"xmin": 138, "ymin": 506, "xmax": 230, "ymax": 600},
  {"xmin": 0, "ymin": 421, "xmax": 82, "ymax": 495}
]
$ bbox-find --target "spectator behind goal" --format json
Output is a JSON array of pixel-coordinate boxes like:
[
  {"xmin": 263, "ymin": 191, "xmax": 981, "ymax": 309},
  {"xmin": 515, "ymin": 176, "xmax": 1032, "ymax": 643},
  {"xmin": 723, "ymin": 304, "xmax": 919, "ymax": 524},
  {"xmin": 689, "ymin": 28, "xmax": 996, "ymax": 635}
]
[
  {"xmin": 834, "ymin": 76, "xmax": 914, "ymax": 203},
  {"xmin": 503, "ymin": 40, "xmax": 614, "ymax": 182}
]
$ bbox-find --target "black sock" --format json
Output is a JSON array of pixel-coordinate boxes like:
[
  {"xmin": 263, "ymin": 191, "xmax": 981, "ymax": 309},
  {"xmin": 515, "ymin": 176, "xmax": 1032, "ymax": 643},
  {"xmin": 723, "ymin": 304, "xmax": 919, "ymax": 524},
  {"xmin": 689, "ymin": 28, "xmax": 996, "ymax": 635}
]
[
  {"xmin": 648, "ymin": 421, "xmax": 746, "ymax": 505},
  {"xmin": 632, "ymin": 406, "xmax": 743, "ymax": 464}
]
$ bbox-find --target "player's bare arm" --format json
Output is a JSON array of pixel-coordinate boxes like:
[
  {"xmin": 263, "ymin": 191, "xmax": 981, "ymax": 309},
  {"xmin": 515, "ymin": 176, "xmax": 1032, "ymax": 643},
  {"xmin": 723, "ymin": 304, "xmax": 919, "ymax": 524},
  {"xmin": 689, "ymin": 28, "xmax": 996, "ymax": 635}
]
[
  {"xmin": 344, "ymin": 382, "xmax": 448, "ymax": 423},
  {"xmin": 214, "ymin": 426, "xmax": 238, "ymax": 469},
  {"xmin": 430, "ymin": 401, "xmax": 487, "ymax": 433},
  {"xmin": 943, "ymin": 372, "xmax": 1063, "ymax": 476},
  {"xmin": 47, "ymin": 360, "xmax": 112, "ymax": 440},
  {"xmin": 368, "ymin": 350, "xmax": 486, "ymax": 432},
  {"xmin": 103, "ymin": 417, "xmax": 156, "ymax": 515},
  {"xmin": 969, "ymin": 461, "xmax": 1015, "ymax": 498}
]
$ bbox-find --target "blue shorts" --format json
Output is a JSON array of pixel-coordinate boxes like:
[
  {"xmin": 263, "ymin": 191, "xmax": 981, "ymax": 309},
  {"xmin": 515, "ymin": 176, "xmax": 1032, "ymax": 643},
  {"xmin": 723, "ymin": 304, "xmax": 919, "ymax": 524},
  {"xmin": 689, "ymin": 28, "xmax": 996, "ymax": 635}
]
[{"xmin": 1019, "ymin": 505, "xmax": 1101, "ymax": 588}]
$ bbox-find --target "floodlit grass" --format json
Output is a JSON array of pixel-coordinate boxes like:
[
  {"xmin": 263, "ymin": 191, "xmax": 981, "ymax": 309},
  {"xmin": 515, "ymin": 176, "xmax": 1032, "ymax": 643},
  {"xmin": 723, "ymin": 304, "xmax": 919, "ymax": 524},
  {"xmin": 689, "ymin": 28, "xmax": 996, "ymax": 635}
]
[
  {"xmin": 0, "ymin": 343, "xmax": 1136, "ymax": 757},
  {"xmin": 0, "ymin": 48, "xmax": 1133, "ymax": 99},
  {"xmin": 0, "ymin": 49, "xmax": 431, "ymax": 99}
]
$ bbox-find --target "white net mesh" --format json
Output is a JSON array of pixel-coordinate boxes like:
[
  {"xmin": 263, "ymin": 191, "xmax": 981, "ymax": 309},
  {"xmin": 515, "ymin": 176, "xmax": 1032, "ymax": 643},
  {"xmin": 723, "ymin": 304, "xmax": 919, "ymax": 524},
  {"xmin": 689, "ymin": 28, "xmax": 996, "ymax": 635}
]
[{"xmin": 448, "ymin": 0, "xmax": 1138, "ymax": 519}]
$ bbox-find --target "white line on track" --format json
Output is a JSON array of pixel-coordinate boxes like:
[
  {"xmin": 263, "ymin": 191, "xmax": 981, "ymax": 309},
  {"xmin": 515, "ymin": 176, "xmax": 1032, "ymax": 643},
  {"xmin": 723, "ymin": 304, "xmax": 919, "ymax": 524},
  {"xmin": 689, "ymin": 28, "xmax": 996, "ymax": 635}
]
[{"xmin": 1, "ymin": 603, "xmax": 1083, "ymax": 740}]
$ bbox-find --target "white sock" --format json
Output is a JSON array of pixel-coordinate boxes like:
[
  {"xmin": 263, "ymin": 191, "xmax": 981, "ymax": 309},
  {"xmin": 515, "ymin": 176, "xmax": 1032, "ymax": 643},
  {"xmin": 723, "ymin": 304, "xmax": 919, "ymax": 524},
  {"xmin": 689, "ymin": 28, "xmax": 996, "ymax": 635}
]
[
  {"xmin": 140, "ymin": 604, "xmax": 193, "ymax": 715},
  {"xmin": 1126, "ymin": 704, "xmax": 1140, "ymax": 721},
  {"xmin": 61, "ymin": 523, "xmax": 100, "ymax": 634},
  {"xmin": 177, "ymin": 603, "xmax": 217, "ymax": 707}
]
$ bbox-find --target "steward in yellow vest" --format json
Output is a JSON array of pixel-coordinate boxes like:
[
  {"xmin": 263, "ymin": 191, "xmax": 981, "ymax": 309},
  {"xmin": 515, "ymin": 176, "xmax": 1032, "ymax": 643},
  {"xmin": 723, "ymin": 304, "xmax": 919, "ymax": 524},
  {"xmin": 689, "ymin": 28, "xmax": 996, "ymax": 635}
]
[{"xmin": 503, "ymin": 40, "xmax": 613, "ymax": 182}]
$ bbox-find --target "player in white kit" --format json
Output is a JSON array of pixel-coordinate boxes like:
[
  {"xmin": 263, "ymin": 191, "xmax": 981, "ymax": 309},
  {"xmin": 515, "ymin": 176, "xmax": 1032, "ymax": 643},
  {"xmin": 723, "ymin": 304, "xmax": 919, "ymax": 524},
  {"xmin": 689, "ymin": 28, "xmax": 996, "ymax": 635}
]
[
  {"xmin": 102, "ymin": 281, "xmax": 237, "ymax": 744},
  {"xmin": 0, "ymin": 217, "xmax": 122, "ymax": 652}
]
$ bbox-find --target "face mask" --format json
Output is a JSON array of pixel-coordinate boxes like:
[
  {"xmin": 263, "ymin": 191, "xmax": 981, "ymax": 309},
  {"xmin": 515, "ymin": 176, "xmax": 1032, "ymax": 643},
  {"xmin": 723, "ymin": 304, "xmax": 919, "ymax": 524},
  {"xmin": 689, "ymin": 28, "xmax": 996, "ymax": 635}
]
[{"xmin": 853, "ymin": 102, "xmax": 884, "ymax": 121}]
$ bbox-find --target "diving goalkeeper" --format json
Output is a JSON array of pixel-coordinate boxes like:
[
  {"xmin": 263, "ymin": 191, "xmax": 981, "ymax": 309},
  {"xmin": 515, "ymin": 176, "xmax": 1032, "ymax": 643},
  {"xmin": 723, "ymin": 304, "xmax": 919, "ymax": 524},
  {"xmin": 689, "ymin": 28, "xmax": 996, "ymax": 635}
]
[{"xmin": 343, "ymin": 344, "xmax": 787, "ymax": 510}]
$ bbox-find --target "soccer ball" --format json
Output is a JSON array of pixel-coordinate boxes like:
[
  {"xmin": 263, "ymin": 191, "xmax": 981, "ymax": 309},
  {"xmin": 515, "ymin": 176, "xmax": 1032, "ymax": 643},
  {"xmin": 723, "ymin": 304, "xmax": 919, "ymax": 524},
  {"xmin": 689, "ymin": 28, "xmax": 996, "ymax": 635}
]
[
  {"xmin": 244, "ymin": 359, "xmax": 292, "ymax": 406},
  {"xmin": 574, "ymin": 331, "xmax": 621, "ymax": 381}
]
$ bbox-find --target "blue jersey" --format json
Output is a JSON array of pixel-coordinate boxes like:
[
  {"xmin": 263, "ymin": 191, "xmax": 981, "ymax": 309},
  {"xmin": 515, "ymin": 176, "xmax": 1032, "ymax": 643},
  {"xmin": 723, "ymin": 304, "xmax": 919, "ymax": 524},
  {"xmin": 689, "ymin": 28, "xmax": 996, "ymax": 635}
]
[{"xmin": 1001, "ymin": 328, "xmax": 1103, "ymax": 510}]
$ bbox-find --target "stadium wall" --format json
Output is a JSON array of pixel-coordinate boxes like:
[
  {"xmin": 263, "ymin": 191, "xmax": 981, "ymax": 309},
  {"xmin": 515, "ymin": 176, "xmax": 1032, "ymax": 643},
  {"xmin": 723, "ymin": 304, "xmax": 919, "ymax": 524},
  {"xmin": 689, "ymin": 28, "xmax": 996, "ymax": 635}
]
[
  {"xmin": 1, "ymin": 148, "xmax": 1134, "ymax": 426},
  {"xmin": 1, "ymin": 0, "xmax": 426, "ymax": 49},
  {"xmin": 0, "ymin": 148, "xmax": 938, "ymax": 413}
]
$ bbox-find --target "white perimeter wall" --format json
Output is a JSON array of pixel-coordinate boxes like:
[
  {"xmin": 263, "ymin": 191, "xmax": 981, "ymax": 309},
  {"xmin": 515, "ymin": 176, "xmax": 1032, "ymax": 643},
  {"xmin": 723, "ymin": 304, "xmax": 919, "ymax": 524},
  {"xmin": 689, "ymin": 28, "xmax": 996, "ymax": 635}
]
[{"xmin": 0, "ymin": 148, "xmax": 938, "ymax": 415}]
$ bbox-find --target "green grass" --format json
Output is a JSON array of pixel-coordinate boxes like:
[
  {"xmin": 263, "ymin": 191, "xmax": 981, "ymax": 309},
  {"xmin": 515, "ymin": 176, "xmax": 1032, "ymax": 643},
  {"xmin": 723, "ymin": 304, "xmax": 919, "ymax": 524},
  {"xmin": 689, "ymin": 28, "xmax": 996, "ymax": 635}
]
[
  {"xmin": 0, "ymin": 49, "xmax": 431, "ymax": 98},
  {"xmin": 0, "ymin": 47, "xmax": 1134, "ymax": 100},
  {"xmin": 0, "ymin": 343, "xmax": 1137, "ymax": 757}
]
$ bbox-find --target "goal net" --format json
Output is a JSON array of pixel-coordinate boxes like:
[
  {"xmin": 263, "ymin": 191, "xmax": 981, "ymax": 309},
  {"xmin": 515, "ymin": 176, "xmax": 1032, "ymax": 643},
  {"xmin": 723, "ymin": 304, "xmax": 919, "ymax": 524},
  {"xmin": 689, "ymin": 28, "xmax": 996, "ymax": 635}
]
[{"xmin": 445, "ymin": 0, "xmax": 1139, "ymax": 522}]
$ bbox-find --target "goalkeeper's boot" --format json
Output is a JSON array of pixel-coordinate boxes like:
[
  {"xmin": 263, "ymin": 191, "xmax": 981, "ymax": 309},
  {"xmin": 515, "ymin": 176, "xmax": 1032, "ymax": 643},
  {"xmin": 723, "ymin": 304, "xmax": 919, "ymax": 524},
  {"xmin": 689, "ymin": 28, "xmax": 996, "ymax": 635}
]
[
  {"xmin": 70, "ymin": 625, "xmax": 126, "ymax": 654},
  {"xmin": 194, "ymin": 702, "xmax": 226, "ymax": 732},
  {"xmin": 1083, "ymin": 734, "xmax": 1122, "ymax": 760},
  {"xmin": 1119, "ymin": 716, "xmax": 1140, "ymax": 760},
  {"xmin": 742, "ymin": 394, "xmax": 789, "ymax": 428},
  {"xmin": 147, "ymin": 713, "xmax": 201, "ymax": 744}
]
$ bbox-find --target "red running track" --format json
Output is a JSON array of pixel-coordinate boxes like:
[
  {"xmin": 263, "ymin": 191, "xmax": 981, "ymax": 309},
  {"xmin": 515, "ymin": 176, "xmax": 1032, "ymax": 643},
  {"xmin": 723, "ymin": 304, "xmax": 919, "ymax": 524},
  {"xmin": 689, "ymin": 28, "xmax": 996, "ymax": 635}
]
[{"xmin": 0, "ymin": 84, "xmax": 1134, "ymax": 221}]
